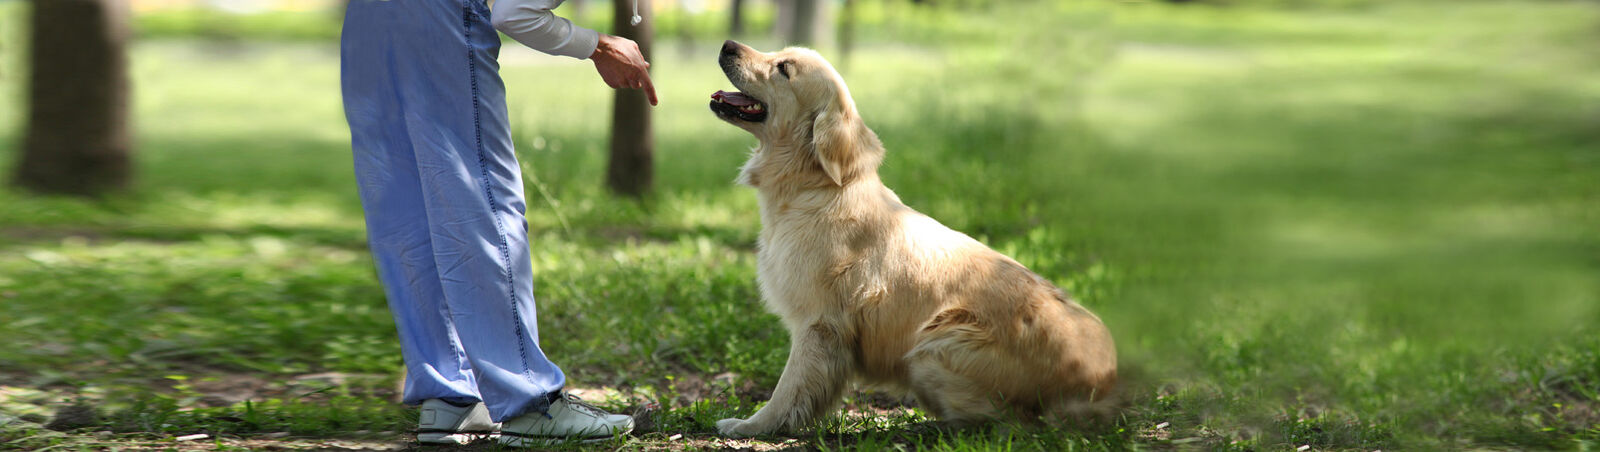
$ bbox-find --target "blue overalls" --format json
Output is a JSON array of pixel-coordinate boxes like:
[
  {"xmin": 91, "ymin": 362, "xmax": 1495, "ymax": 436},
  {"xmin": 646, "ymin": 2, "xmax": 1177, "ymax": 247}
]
[{"xmin": 340, "ymin": 0, "xmax": 564, "ymax": 422}]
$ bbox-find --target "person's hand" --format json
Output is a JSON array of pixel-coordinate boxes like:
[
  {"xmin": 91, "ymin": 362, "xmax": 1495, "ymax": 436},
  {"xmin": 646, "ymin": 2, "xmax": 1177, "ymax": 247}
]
[{"xmin": 591, "ymin": 34, "xmax": 657, "ymax": 106}]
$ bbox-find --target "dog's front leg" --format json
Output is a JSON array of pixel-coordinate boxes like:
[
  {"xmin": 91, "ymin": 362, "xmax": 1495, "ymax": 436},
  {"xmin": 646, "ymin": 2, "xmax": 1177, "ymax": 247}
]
[{"xmin": 718, "ymin": 322, "xmax": 850, "ymax": 438}]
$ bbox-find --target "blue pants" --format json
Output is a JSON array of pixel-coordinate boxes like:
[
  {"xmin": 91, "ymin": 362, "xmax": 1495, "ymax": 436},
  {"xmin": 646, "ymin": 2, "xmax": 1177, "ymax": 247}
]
[{"xmin": 340, "ymin": 0, "xmax": 564, "ymax": 422}]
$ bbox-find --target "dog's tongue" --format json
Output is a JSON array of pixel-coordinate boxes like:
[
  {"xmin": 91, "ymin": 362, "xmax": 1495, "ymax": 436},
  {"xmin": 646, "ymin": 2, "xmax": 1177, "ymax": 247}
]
[{"xmin": 713, "ymin": 90, "xmax": 760, "ymax": 107}]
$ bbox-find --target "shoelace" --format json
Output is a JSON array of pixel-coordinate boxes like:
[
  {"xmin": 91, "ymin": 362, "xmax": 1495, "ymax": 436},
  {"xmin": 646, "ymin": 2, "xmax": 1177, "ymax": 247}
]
[{"xmin": 553, "ymin": 392, "xmax": 611, "ymax": 419}]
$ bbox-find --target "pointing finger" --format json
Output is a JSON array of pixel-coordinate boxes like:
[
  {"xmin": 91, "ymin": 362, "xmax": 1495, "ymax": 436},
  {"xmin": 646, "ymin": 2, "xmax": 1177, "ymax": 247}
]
[{"xmin": 642, "ymin": 78, "xmax": 658, "ymax": 106}]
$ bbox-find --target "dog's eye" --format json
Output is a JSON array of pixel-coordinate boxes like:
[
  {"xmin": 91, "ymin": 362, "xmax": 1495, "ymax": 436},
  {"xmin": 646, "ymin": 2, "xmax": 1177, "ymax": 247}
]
[{"xmin": 776, "ymin": 61, "xmax": 791, "ymax": 79}]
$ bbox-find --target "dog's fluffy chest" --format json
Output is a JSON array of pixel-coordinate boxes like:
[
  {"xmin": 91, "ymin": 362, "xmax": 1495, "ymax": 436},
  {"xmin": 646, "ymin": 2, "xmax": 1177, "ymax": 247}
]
[
  {"xmin": 751, "ymin": 191, "xmax": 857, "ymax": 323},
  {"xmin": 749, "ymin": 184, "xmax": 980, "ymax": 325}
]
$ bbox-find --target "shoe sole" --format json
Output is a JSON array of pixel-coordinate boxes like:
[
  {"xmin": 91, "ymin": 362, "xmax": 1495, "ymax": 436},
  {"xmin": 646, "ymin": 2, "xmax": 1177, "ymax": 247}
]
[
  {"xmin": 418, "ymin": 432, "xmax": 500, "ymax": 445},
  {"xmin": 496, "ymin": 429, "xmax": 631, "ymax": 446}
]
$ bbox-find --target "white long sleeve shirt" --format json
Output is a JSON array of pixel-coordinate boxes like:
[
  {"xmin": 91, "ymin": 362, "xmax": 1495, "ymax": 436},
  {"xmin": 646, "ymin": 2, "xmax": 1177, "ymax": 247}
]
[{"xmin": 490, "ymin": 0, "xmax": 600, "ymax": 60}]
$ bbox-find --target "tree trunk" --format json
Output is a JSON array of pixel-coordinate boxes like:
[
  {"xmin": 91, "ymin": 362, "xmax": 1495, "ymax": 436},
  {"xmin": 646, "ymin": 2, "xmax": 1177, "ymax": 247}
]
[
  {"xmin": 728, "ymin": 0, "xmax": 745, "ymax": 36},
  {"xmin": 839, "ymin": 0, "xmax": 855, "ymax": 68},
  {"xmin": 16, "ymin": 0, "xmax": 132, "ymax": 196},
  {"xmin": 777, "ymin": 0, "xmax": 831, "ymax": 49},
  {"xmin": 607, "ymin": 0, "xmax": 653, "ymax": 198}
]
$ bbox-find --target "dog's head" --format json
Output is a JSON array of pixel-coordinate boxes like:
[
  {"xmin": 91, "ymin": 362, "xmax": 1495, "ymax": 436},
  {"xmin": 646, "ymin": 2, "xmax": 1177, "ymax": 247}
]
[{"xmin": 711, "ymin": 40, "xmax": 881, "ymax": 188}]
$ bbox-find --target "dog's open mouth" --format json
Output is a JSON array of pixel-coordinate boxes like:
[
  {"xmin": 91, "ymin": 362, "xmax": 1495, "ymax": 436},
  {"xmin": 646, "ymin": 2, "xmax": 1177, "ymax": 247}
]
[{"xmin": 711, "ymin": 90, "xmax": 768, "ymax": 123}]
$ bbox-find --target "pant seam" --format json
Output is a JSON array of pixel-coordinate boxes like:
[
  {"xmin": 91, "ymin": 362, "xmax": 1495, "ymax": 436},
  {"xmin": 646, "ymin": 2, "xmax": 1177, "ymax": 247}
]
[{"xmin": 462, "ymin": 1, "xmax": 535, "ymax": 385}]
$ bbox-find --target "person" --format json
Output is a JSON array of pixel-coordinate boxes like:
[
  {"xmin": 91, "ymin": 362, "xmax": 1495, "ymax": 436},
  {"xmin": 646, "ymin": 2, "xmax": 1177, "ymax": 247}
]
[{"xmin": 339, "ymin": 0, "xmax": 655, "ymax": 445}]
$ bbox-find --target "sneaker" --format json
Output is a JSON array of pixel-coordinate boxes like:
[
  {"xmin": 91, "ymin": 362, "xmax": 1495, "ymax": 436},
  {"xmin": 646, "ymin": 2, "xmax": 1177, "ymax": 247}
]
[
  {"xmin": 497, "ymin": 392, "xmax": 634, "ymax": 446},
  {"xmin": 415, "ymin": 399, "xmax": 501, "ymax": 445}
]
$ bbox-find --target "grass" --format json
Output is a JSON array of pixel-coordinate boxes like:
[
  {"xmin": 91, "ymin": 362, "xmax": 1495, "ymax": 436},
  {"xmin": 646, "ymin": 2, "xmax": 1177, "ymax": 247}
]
[{"xmin": 2, "ymin": 0, "xmax": 1598, "ymax": 450}]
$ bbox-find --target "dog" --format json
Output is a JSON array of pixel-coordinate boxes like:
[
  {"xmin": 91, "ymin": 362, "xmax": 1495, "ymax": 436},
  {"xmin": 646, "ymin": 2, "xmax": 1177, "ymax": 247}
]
[{"xmin": 708, "ymin": 40, "xmax": 1118, "ymax": 438}]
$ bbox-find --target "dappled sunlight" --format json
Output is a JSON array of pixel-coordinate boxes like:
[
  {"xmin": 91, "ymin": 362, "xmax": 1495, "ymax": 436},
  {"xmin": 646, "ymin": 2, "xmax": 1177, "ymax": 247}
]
[
  {"xmin": 144, "ymin": 191, "xmax": 359, "ymax": 231},
  {"xmin": 655, "ymin": 191, "xmax": 759, "ymax": 236},
  {"xmin": 1266, "ymin": 216, "xmax": 1395, "ymax": 261}
]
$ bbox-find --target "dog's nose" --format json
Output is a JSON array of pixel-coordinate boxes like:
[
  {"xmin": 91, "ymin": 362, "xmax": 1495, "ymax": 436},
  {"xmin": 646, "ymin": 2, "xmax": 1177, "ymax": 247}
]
[{"xmin": 721, "ymin": 40, "xmax": 740, "ymax": 58}]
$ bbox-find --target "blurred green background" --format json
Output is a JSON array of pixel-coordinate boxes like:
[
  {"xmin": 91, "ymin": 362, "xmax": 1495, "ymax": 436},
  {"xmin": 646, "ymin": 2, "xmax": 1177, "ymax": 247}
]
[{"xmin": 0, "ymin": 0, "xmax": 1597, "ymax": 450}]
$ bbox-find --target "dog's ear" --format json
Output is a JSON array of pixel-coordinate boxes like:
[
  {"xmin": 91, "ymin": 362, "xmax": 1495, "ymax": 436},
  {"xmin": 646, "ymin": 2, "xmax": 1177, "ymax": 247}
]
[{"xmin": 810, "ymin": 87, "xmax": 872, "ymax": 186}]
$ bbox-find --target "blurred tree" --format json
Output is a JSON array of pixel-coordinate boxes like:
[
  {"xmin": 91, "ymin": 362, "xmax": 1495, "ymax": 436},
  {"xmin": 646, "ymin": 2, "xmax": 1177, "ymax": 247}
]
[
  {"xmin": 608, "ymin": 0, "xmax": 654, "ymax": 197},
  {"xmin": 839, "ymin": 0, "xmax": 855, "ymax": 67},
  {"xmin": 728, "ymin": 0, "xmax": 745, "ymax": 36},
  {"xmin": 15, "ymin": 0, "xmax": 132, "ymax": 196},
  {"xmin": 776, "ymin": 0, "xmax": 831, "ymax": 48},
  {"xmin": 674, "ymin": 0, "xmax": 694, "ymax": 56}
]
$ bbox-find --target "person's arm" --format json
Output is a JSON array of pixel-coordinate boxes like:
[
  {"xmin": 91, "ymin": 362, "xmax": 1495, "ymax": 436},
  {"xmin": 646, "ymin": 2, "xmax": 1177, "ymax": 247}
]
[
  {"xmin": 492, "ymin": 0, "xmax": 657, "ymax": 105},
  {"xmin": 490, "ymin": 0, "xmax": 599, "ymax": 59}
]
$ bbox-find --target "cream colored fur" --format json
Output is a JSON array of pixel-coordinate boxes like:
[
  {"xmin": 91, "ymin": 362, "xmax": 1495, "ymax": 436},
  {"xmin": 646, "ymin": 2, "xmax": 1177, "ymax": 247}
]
[{"xmin": 711, "ymin": 41, "xmax": 1117, "ymax": 438}]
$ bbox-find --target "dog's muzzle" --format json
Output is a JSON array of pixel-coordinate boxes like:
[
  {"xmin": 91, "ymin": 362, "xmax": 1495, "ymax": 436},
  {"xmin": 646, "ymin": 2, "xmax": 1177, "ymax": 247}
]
[{"xmin": 711, "ymin": 40, "xmax": 769, "ymax": 123}]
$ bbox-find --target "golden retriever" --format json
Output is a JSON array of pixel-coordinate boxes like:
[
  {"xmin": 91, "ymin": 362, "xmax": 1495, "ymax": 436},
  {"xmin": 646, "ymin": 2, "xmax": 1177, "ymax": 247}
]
[{"xmin": 708, "ymin": 40, "xmax": 1117, "ymax": 437}]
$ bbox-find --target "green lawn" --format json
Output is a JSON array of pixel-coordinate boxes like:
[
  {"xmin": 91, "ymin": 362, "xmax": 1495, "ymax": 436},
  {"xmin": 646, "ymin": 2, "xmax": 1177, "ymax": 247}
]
[{"xmin": 1, "ymin": 1, "xmax": 1597, "ymax": 450}]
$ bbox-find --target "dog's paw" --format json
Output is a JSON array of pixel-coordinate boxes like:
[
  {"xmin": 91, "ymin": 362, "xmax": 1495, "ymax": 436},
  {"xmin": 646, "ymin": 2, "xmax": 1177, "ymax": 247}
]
[{"xmin": 716, "ymin": 418, "xmax": 760, "ymax": 438}]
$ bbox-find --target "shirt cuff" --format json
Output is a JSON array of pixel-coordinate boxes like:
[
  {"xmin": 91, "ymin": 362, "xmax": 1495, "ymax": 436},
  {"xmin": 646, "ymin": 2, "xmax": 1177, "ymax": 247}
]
[{"xmin": 554, "ymin": 26, "xmax": 600, "ymax": 60}]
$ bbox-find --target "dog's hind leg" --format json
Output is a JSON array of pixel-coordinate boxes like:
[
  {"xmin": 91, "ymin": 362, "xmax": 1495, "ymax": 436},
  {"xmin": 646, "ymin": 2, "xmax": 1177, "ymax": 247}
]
[
  {"xmin": 904, "ymin": 310, "xmax": 1006, "ymax": 424},
  {"xmin": 907, "ymin": 360, "xmax": 998, "ymax": 425},
  {"xmin": 717, "ymin": 321, "xmax": 852, "ymax": 437}
]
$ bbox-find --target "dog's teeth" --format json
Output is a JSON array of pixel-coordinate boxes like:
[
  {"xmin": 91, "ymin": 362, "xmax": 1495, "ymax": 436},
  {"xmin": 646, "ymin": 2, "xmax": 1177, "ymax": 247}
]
[{"xmin": 751, "ymin": 104, "xmax": 763, "ymax": 111}]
